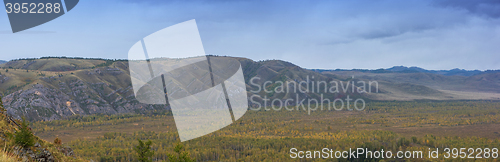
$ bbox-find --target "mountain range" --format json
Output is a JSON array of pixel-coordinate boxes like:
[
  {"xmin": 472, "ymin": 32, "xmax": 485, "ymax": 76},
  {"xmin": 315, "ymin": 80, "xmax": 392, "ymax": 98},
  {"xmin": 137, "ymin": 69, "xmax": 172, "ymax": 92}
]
[
  {"xmin": 312, "ymin": 66, "xmax": 500, "ymax": 77},
  {"xmin": 0, "ymin": 57, "xmax": 499, "ymax": 121}
]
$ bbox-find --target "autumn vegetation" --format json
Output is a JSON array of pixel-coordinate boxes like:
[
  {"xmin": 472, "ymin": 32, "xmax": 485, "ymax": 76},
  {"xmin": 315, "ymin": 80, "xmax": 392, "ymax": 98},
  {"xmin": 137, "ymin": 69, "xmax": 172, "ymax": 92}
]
[{"xmin": 23, "ymin": 100, "xmax": 500, "ymax": 161}]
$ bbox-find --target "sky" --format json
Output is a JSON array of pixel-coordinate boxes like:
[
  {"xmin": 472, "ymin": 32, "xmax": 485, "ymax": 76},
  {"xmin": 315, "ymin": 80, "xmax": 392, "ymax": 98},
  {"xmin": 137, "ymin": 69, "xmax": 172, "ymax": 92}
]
[{"xmin": 0, "ymin": 0, "xmax": 499, "ymax": 70}]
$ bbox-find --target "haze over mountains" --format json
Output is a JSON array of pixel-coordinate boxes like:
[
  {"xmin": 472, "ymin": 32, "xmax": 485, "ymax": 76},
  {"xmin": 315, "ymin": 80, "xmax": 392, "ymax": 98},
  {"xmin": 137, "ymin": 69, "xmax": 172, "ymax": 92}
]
[{"xmin": 0, "ymin": 57, "xmax": 499, "ymax": 121}]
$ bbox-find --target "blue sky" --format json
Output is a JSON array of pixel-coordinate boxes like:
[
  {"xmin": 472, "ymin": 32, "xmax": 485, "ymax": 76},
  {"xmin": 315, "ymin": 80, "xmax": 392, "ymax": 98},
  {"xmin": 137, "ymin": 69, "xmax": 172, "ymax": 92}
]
[{"xmin": 0, "ymin": 0, "xmax": 499, "ymax": 70}]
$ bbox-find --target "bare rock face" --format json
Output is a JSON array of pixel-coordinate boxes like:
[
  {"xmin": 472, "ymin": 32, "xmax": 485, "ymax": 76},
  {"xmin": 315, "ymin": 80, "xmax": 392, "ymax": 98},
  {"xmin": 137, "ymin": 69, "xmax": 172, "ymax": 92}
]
[
  {"xmin": 0, "ymin": 74, "xmax": 9, "ymax": 83},
  {"xmin": 2, "ymin": 81, "xmax": 160, "ymax": 121},
  {"xmin": 3, "ymin": 84, "xmax": 84, "ymax": 121}
]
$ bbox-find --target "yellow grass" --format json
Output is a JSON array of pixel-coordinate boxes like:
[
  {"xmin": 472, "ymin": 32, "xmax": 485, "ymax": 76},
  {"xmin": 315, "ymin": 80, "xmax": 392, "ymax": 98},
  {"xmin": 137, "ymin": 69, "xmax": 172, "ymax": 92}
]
[{"xmin": 0, "ymin": 151, "xmax": 17, "ymax": 162}]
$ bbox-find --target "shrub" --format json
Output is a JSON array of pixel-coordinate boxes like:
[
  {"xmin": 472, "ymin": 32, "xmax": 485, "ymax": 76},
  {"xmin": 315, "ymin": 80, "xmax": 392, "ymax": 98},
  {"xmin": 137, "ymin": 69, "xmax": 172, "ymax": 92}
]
[
  {"xmin": 14, "ymin": 117, "xmax": 35, "ymax": 148},
  {"xmin": 54, "ymin": 137, "xmax": 62, "ymax": 145},
  {"xmin": 103, "ymin": 132, "xmax": 116, "ymax": 139},
  {"xmin": 0, "ymin": 96, "xmax": 5, "ymax": 113},
  {"xmin": 411, "ymin": 136, "xmax": 418, "ymax": 143}
]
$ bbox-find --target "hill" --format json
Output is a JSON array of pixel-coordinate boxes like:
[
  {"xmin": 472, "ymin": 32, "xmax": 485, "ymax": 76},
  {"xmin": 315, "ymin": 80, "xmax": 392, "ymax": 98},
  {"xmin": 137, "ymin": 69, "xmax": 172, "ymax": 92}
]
[
  {"xmin": 0, "ymin": 57, "xmax": 362, "ymax": 121},
  {"xmin": 1, "ymin": 57, "xmax": 118, "ymax": 71},
  {"xmin": 1, "ymin": 57, "xmax": 500, "ymax": 121},
  {"xmin": 0, "ymin": 60, "xmax": 6, "ymax": 65},
  {"xmin": 0, "ymin": 57, "xmax": 167, "ymax": 121},
  {"xmin": 0, "ymin": 96, "xmax": 86, "ymax": 161}
]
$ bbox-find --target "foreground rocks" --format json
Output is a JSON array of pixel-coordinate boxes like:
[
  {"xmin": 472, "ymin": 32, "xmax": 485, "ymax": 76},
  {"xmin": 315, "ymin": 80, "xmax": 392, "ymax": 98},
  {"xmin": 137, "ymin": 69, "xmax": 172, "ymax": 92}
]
[{"xmin": 13, "ymin": 143, "xmax": 55, "ymax": 162}]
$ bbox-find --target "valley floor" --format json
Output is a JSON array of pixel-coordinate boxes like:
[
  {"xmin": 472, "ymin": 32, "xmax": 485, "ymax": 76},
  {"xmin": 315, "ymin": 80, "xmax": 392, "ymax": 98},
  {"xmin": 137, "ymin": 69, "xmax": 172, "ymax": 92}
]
[{"xmin": 31, "ymin": 101, "xmax": 500, "ymax": 161}]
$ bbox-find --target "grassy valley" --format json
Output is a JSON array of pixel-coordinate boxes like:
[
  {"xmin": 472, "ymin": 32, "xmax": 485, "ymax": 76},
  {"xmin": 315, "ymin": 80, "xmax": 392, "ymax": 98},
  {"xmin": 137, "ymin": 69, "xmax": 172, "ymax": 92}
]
[{"xmin": 28, "ymin": 101, "xmax": 500, "ymax": 161}]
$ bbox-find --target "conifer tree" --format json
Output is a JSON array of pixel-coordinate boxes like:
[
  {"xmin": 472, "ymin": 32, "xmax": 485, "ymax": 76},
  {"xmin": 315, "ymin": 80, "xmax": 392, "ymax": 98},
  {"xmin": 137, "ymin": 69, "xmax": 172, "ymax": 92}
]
[
  {"xmin": 167, "ymin": 143, "xmax": 195, "ymax": 162},
  {"xmin": 15, "ymin": 117, "xmax": 35, "ymax": 149},
  {"xmin": 134, "ymin": 139, "xmax": 154, "ymax": 162}
]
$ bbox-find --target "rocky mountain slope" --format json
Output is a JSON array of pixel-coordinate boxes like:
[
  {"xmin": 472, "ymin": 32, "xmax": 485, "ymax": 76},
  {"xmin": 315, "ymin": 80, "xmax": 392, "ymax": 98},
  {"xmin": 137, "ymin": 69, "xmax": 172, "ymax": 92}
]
[
  {"xmin": 1, "ymin": 57, "xmax": 499, "ymax": 121},
  {"xmin": 0, "ymin": 58, "xmax": 164, "ymax": 121},
  {"xmin": 0, "ymin": 96, "xmax": 86, "ymax": 161}
]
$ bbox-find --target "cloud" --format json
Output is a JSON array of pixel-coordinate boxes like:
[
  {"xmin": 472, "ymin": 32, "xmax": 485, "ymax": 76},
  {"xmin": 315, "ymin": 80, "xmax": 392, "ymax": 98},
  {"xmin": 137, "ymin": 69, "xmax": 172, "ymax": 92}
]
[
  {"xmin": 435, "ymin": 0, "xmax": 500, "ymax": 18},
  {"xmin": 0, "ymin": 0, "xmax": 498, "ymax": 70}
]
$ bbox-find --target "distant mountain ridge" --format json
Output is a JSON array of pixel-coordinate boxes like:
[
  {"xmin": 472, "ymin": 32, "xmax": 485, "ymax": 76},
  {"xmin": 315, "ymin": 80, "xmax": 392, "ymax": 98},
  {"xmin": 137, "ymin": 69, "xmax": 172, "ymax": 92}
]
[
  {"xmin": 0, "ymin": 60, "xmax": 6, "ymax": 64},
  {"xmin": 311, "ymin": 66, "xmax": 500, "ymax": 77}
]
